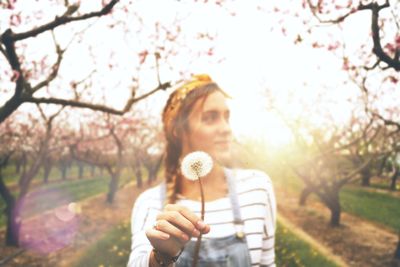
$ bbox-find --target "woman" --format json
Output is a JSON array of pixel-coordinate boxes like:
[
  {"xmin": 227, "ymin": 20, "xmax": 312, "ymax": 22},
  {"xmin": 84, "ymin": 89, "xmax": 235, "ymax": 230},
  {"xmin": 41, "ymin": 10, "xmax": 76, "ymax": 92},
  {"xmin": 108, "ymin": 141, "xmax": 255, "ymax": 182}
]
[{"xmin": 127, "ymin": 74, "xmax": 276, "ymax": 267}]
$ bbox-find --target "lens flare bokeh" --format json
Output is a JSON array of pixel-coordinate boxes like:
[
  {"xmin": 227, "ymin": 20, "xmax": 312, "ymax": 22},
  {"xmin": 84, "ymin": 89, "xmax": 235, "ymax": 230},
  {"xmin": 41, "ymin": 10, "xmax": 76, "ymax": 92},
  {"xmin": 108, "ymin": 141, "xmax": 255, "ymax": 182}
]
[{"xmin": 18, "ymin": 187, "xmax": 80, "ymax": 254}]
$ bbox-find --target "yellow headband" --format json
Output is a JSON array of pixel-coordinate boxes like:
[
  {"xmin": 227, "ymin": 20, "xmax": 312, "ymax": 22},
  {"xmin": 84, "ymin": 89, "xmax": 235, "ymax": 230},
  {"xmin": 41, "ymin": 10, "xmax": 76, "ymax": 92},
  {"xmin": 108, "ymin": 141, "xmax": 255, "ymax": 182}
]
[{"xmin": 163, "ymin": 74, "xmax": 214, "ymax": 136}]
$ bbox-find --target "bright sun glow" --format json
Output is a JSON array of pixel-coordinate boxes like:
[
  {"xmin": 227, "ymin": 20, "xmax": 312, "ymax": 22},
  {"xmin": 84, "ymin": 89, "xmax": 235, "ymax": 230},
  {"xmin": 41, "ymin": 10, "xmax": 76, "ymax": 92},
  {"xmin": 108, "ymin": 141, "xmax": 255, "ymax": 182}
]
[{"xmin": 228, "ymin": 96, "xmax": 293, "ymax": 147}]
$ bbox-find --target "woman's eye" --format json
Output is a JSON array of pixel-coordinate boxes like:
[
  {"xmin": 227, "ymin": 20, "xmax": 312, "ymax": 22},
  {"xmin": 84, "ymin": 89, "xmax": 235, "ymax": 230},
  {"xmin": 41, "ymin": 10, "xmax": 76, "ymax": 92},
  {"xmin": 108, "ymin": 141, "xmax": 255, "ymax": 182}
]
[{"xmin": 202, "ymin": 112, "xmax": 217, "ymax": 123}]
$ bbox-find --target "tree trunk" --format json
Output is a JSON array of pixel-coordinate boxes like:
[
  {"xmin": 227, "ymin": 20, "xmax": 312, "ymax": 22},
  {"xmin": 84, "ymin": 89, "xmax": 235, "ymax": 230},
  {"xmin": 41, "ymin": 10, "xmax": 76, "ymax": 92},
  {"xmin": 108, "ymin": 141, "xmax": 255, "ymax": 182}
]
[
  {"xmin": 5, "ymin": 198, "xmax": 21, "ymax": 246},
  {"xmin": 135, "ymin": 166, "xmax": 143, "ymax": 188},
  {"xmin": 15, "ymin": 160, "xmax": 21, "ymax": 174},
  {"xmin": 361, "ymin": 168, "xmax": 371, "ymax": 187},
  {"xmin": 393, "ymin": 236, "xmax": 400, "ymax": 267},
  {"xmin": 59, "ymin": 164, "xmax": 67, "ymax": 180},
  {"xmin": 133, "ymin": 157, "xmax": 143, "ymax": 188},
  {"xmin": 15, "ymin": 154, "xmax": 27, "ymax": 174},
  {"xmin": 19, "ymin": 156, "xmax": 43, "ymax": 197},
  {"xmin": 107, "ymin": 174, "xmax": 120, "ymax": 203},
  {"xmin": 390, "ymin": 168, "xmax": 399, "ymax": 191},
  {"xmin": 43, "ymin": 162, "xmax": 52, "ymax": 183},
  {"xmin": 299, "ymin": 187, "xmax": 312, "ymax": 206},
  {"xmin": 320, "ymin": 188, "xmax": 341, "ymax": 227},
  {"xmin": 377, "ymin": 155, "xmax": 388, "ymax": 177},
  {"xmin": 21, "ymin": 157, "xmax": 27, "ymax": 175},
  {"xmin": 329, "ymin": 202, "xmax": 341, "ymax": 227},
  {"xmin": 90, "ymin": 165, "xmax": 95, "ymax": 177},
  {"xmin": 78, "ymin": 162, "xmax": 84, "ymax": 179},
  {"xmin": 0, "ymin": 173, "xmax": 20, "ymax": 246}
]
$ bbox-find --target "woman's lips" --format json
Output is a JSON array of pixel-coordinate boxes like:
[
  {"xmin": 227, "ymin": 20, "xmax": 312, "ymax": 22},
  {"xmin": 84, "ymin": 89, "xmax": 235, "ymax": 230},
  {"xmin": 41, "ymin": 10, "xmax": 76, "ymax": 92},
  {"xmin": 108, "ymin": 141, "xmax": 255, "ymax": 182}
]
[{"xmin": 214, "ymin": 140, "xmax": 231, "ymax": 146}]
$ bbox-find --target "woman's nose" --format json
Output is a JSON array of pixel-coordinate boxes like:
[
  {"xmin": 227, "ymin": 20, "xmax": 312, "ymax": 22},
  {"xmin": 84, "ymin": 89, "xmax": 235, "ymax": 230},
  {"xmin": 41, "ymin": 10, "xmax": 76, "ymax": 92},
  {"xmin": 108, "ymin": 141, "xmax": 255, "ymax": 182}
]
[{"xmin": 218, "ymin": 117, "xmax": 231, "ymax": 134}]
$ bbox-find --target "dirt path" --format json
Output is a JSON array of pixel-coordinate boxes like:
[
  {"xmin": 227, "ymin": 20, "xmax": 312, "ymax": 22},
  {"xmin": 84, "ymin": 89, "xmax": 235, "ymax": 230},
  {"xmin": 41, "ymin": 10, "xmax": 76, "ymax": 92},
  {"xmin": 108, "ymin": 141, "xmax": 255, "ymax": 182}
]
[
  {"xmin": 0, "ymin": 182, "xmax": 149, "ymax": 267},
  {"xmin": 276, "ymin": 188, "xmax": 399, "ymax": 267}
]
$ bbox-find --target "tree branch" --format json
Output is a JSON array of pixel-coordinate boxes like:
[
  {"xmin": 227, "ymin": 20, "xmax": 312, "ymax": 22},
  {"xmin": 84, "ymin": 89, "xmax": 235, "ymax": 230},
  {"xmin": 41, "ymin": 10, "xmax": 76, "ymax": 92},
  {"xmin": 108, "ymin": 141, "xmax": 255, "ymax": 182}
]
[
  {"xmin": 69, "ymin": 145, "xmax": 110, "ymax": 169},
  {"xmin": 306, "ymin": 0, "xmax": 355, "ymax": 24},
  {"xmin": 0, "ymin": 43, "xmax": 8, "ymax": 61},
  {"xmin": 339, "ymin": 156, "xmax": 374, "ymax": 186},
  {"xmin": 9, "ymin": 0, "xmax": 119, "ymax": 42},
  {"xmin": 22, "ymin": 81, "xmax": 171, "ymax": 115},
  {"xmin": 1, "ymin": 30, "xmax": 25, "ymax": 97},
  {"xmin": 307, "ymin": 0, "xmax": 399, "ymax": 71},
  {"xmin": 32, "ymin": 36, "xmax": 65, "ymax": 92},
  {"xmin": 360, "ymin": 1, "xmax": 400, "ymax": 71},
  {"xmin": 371, "ymin": 111, "xmax": 400, "ymax": 131}
]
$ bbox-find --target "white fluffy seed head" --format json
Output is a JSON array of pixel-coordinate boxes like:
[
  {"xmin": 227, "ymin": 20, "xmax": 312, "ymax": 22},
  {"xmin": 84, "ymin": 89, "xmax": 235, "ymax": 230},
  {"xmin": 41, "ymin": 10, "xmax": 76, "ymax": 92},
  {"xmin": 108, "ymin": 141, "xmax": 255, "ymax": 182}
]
[{"xmin": 180, "ymin": 151, "xmax": 213, "ymax": 181}]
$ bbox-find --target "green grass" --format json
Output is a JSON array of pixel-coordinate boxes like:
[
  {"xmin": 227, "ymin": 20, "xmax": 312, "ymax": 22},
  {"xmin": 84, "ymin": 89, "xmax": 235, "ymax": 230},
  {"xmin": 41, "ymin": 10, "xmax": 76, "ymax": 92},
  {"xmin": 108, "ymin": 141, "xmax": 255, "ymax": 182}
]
[
  {"xmin": 369, "ymin": 181, "xmax": 400, "ymax": 191},
  {"xmin": 2, "ymin": 165, "xmax": 20, "ymax": 184},
  {"xmin": 2, "ymin": 164, "xmax": 99, "ymax": 187},
  {"xmin": 340, "ymin": 187, "xmax": 400, "ymax": 231},
  {"xmin": 72, "ymin": 219, "xmax": 339, "ymax": 267},
  {"xmin": 276, "ymin": 220, "xmax": 339, "ymax": 267},
  {"xmin": 71, "ymin": 221, "xmax": 131, "ymax": 267}
]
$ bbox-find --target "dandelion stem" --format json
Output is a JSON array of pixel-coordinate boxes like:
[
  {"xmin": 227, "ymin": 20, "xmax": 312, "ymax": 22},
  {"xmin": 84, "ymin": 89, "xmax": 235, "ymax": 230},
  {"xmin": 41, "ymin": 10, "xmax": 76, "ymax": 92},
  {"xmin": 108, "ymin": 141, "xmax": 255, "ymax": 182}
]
[{"xmin": 192, "ymin": 174, "xmax": 205, "ymax": 267}]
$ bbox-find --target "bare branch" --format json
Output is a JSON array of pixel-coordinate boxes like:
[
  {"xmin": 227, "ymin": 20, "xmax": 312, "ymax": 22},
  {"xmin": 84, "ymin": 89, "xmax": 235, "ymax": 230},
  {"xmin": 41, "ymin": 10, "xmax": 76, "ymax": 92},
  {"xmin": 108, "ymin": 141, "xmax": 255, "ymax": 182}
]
[
  {"xmin": 9, "ymin": 0, "xmax": 119, "ymax": 42},
  {"xmin": 37, "ymin": 104, "xmax": 47, "ymax": 121},
  {"xmin": 364, "ymin": 60, "xmax": 380, "ymax": 71},
  {"xmin": 1, "ymin": 30, "xmax": 24, "ymax": 96},
  {"xmin": 32, "ymin": 33, "xmax": 65, "ymax": 92},
  {"xmin": 371, "ymin": 111, "xmax": 400, "ymax": 131},
  {"xmin": 360, "ymin": 1, "xmax": 400, "ymax": 71},
  {"xmin": 69, "ymin": 145, "xmax": 110, "ymax": 169},
  {"xmin": 306, "ymin": 0, "xmax": 355, "ymax": 24},
  {"xmin": 307, "ymin": 0, "xmax": 399, "ymax": 71},
  {"xmin": 353, "ymin": 73, "xmax": 400, "ymax": 132},
  {"xmin": 340, "ymin": 156, "xmax": 374, "ymax": 186},
  {"xmin": 390, "ymin": 4, "xmax": 400, "ymax": 30},
  {"xmin": 22, "ymin": 81, "xmax": 171, "ymax": 115},
  {"xmin": 72, "ymin": 70, "xmax": 96, "ymax": 100}
]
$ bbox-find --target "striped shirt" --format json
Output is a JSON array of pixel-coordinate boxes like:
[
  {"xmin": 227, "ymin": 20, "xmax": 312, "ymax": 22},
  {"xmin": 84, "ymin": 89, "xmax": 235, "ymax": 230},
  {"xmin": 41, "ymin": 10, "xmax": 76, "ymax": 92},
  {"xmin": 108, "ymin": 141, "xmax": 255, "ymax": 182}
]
[{"xmin": 127, "ymin": 168, "xmax": 277, "ymax": 267}]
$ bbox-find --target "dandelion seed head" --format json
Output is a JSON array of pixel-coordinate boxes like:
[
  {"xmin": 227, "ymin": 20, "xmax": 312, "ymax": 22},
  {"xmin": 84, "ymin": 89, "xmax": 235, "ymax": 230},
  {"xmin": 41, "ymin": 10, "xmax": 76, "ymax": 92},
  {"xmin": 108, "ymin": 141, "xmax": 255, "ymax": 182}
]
[{"xmin": 181, "ymin": 151, "xmax": 213, "ymax": 180}]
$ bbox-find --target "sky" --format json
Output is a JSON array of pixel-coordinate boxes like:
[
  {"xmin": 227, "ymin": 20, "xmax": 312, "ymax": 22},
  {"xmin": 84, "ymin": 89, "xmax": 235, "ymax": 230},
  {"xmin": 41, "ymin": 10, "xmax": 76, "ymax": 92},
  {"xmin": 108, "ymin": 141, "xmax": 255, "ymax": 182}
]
[
  {"xmin": 1, "ymin": 0, "xmax": 390, "ymax": 147},
  {"xmin": 125, "ymin": 0, "xmax": 361, "ymax": 146}
]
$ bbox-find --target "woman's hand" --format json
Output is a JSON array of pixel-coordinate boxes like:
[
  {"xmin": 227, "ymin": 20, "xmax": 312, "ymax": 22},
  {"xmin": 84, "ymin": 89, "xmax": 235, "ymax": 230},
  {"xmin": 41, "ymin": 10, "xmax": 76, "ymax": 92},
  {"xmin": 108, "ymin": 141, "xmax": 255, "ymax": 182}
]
[{"xmin": 145, "ymin": 204, "xmax": 210, "ymax": 257}]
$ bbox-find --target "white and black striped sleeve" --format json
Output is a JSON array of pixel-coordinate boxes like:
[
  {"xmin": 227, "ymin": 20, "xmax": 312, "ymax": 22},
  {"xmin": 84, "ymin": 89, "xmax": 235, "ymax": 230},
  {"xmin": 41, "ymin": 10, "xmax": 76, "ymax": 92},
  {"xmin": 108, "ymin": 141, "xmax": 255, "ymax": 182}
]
[
  {"xmin": 127, "ymin": 189, "xmax": 159, "ymax": 267},
  {"xmin": 260, "ymin": 172, "xmax": 277, "ymax": 267}
]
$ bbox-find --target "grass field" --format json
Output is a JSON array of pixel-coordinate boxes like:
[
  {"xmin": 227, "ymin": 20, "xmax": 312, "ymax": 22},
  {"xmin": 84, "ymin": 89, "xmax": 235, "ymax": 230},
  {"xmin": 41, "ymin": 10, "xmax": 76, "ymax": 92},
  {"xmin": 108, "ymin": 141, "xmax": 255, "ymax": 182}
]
[
  {"xmin": 72, "ymin": 219, "xmax": 340, "ymax": 267},
  {"xmin": 267, "ymin": 167, "xmax": 400, "ymax": 232},
  {"xmin": 340, "ymin": 187, "xmax": 400, "ymax": 231},
  {"xmin": 71, "ymin": 221, "xmax": 131, "ymax": 267},
  {"xmin": 275, "ymin": 219, "xmax": 340, "ymax": 267},
  {"xmin": 3, "ymin": 164, "xmax": 101, "ymax": 187}
]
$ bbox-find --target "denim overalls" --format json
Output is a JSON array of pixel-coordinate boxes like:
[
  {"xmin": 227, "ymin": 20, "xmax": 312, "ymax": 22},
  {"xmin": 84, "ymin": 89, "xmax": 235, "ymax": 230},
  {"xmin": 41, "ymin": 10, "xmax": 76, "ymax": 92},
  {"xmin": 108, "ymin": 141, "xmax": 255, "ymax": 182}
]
[{"xmin": 160, "ymin": 168, "xmax": 252, "ymax": 267}]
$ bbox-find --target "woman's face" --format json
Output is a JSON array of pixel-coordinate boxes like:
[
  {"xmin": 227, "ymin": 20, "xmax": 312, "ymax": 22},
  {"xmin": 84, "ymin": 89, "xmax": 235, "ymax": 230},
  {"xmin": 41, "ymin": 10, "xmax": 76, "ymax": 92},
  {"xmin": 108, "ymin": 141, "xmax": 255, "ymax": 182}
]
[{"xmin": 181, "ymin": 90, "xmax": 232, "ymax": 164}]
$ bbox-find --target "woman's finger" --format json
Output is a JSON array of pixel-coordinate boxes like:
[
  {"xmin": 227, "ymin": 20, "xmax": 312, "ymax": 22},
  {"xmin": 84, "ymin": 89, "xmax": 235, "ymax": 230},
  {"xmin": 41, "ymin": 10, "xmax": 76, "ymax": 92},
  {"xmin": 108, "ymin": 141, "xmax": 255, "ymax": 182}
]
[
  {"xmin": 145, "ymin": 227, "xmax": 170, "ymax": 241},
  {"xmin": 157, "ymin": 210, "xmax": 201, "ymax": 238},
  {"xmin": 164, "ymin": 204, "xmax": 209, "ymax": 232},
  {"xmin": 155, "ymin": 219, "xmax": 191, "ymax": 242}
]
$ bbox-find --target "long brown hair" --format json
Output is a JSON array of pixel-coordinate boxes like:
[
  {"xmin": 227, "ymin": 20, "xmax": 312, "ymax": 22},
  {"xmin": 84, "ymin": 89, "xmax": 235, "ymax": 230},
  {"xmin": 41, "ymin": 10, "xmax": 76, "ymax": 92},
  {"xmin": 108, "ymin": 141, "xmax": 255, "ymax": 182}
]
[{"xmin": 162, "ymin": 82, "xmax": 228, "ymax": 204}]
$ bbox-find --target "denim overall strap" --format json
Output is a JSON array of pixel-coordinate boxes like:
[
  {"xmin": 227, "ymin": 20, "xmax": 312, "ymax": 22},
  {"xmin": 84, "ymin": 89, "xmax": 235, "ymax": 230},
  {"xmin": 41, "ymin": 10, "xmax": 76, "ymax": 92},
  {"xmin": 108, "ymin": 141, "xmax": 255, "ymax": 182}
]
[
  {"xmin": 160, "ymin": 169, "xmax": 252, "ymax": 267},
  {"xmin": 224, "ymin": 168, "xmax": 245, "ymax": 239}
]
